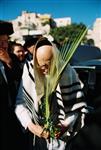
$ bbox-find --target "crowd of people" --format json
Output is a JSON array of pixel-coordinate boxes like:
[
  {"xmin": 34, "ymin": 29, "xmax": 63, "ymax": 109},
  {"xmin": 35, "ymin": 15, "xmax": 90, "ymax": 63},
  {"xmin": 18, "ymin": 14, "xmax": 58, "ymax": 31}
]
[{"xmin": 0, "ymin": 20, "xmax": 101, "ymax": 150}]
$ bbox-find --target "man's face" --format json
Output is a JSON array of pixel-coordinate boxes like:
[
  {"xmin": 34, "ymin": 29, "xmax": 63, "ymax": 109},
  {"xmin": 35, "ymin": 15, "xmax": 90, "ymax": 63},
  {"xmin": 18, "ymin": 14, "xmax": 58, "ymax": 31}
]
[
  {"xmin": 36, "ymin": 45, "xmax": 53, "ymax": 75},
  {"xmin": 0, "ymin": 35, "xmax": 8, "ymax": 51},
  {"xmin": 27, "ymin": 45, "xmax": 35, "ymax": 54},
  {"xmin": 13, "ymin": 45, "xmax": 25, "ymax": 61}
]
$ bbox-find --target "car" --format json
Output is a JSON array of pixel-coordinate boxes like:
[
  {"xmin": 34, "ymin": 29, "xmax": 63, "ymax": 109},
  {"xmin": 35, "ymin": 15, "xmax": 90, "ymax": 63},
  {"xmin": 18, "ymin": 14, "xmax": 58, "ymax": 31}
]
[
  {"xmin": 71, "ymin": 45, "xmax": 101, "ymax": 65},
  {"xmin": 71, "ymin": 45, "xmax": 101, "ymax": 107}
]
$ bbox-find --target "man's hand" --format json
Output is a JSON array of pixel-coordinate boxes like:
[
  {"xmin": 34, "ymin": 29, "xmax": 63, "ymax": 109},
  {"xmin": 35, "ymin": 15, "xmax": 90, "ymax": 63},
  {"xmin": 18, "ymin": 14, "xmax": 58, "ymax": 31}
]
[
  {"xmin": 28, "ymin": 122, "xmax": 49, "ymax": 139},
  {"xmin": 0, "ymin": 48, "xmax": 12, "ymax": 68}
]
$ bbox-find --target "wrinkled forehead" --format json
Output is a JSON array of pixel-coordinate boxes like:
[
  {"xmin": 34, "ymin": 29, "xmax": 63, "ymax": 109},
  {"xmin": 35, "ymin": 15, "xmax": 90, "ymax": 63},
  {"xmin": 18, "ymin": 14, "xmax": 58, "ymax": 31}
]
[{"xmin": 36, "ymin": 45, "xmax": 53, "ymax": 62}]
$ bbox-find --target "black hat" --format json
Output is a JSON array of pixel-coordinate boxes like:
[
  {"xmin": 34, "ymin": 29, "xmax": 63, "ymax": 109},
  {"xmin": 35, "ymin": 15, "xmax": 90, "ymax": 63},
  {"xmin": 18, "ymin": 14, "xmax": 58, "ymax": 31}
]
[
  {"xmin": 35, "ymin": 37, "xmax": 52, "ymax": 50},
  {"xmin": 24, "ymin": 36, "xmax": 40, "ymax": 48},
  {"xmin": 0, "ymin": 20, "xmax": 14, "ymax": 35}
]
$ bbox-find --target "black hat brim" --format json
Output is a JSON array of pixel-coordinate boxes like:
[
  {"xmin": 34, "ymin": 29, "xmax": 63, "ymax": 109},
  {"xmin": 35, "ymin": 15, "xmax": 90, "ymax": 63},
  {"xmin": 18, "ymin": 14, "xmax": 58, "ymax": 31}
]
[{"xmin": 0, "ymin": 20, "xmax": 14, "ymax": 35}]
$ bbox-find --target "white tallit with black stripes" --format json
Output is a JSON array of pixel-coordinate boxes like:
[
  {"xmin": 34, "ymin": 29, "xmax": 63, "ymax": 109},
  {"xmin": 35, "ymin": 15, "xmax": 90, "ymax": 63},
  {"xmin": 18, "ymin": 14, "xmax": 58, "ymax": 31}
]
[
  {"xmin": 16, "ymin": 60, "xmax": 65, "ymax": 126},
  {"xmin": 15, "ymin": 58, "xmax": 88, "ymax": 149},
  {"xmin": 58, "ymin": 64, "xmax": 88, "ymax": 130},
  {"xmin": 16, "ymin": 58, "xmax": 87, "ymax": 133}
]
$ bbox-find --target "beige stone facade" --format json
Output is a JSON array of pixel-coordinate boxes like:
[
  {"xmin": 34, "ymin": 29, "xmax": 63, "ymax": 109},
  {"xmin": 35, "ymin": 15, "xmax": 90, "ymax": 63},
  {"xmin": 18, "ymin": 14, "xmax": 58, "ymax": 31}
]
[
  {"xmin": 87, "ymin": 18, "xmax": 101, "ymax": 49},
  {"xmin": 10, "ymin": 11, "xmax": 71, "ymax": 44}
]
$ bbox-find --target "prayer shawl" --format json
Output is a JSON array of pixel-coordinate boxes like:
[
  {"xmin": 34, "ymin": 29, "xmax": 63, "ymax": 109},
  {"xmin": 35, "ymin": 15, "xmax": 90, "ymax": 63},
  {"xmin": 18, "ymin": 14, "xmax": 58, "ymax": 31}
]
[
  {"xmin": 16, "ymin": 60, "xmax": 65, "ymax": 127},
  {"xmin": 15, "ymin": 59, "xmax": 88, "ymax": 149},
  {"xmin": 15, "ymin": 40, "xmax": 87, "ymax": 149}
]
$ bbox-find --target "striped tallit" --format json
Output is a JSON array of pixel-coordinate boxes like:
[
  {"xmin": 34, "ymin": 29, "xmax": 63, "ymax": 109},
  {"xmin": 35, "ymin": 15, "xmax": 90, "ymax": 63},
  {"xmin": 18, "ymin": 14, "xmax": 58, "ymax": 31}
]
[
  {"xmin": 16, "ymin": 59, "xmax": 87, "ymax": 132},
  {"xmin": 16, "ymin": 60, "xmax": 66, "ymax": 126}
]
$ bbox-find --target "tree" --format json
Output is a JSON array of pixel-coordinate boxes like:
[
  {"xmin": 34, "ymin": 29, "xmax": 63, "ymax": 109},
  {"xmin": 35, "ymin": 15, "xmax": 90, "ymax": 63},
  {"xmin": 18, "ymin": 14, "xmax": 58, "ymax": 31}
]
[{"xmin": 50, "ymin": 23, "xmax": 87, "ymax": 46}]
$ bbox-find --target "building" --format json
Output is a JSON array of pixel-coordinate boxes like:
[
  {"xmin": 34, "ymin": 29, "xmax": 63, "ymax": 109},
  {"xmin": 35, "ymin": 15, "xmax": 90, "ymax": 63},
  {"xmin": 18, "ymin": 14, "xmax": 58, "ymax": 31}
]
[
  {"xmin": 10, "ymin": 11, "xmax": 71, "ymax": 44},
  {"xmin": 10, "ymin": 11, "xmax": 51, "ymax": 43},
  {"xmin": 87, "ymin": 18, "xmax": 101, "ymax": 49},
  {"xmin": 54, "ymin": 17, "xmax": 71, "ymax": 27}
]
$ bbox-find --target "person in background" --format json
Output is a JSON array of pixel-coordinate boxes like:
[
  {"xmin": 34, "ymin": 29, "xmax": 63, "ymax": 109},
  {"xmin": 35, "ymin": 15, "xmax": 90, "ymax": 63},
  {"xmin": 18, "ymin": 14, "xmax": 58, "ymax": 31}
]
[
  {"xmin": 0, "ymin": 20, "xmax": 28, "ymax": 150},
  {"xmin": 23, "ymin": 36, "xmax": 41, "ymax": 61},
  {"xmin": 10, "ymin": 42, "xmax": 26, "ymax": 62},
  {"xmin": 10, "ymin": 42, "xmax": 26, "ymax": 70},
  {"xmin": 15, "ymin": 37, "xmax": 88, "ymax": 150}
]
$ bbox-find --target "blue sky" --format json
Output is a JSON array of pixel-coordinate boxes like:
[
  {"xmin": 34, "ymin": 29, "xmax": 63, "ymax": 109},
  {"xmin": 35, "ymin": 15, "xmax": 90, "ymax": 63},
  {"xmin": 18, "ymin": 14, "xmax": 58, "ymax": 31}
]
[{"xmin": 0, "ymin": 0, "xmax": 101, "ymax": 26}]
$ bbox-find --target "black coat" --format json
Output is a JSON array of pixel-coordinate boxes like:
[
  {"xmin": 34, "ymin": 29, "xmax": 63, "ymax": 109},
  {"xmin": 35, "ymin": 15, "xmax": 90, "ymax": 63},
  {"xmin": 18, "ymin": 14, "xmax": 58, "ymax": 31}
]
[{"xmin": 0, "ymin": 56, "xmax": 28, "ymax": 150}]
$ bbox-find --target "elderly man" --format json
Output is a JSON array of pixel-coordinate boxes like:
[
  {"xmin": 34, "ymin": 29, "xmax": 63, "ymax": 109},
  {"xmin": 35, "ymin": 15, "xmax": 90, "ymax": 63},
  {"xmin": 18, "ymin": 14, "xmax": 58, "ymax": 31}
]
[{"xmin": 15, "ymin": 37, "xmax": 88, "ymax": 150}]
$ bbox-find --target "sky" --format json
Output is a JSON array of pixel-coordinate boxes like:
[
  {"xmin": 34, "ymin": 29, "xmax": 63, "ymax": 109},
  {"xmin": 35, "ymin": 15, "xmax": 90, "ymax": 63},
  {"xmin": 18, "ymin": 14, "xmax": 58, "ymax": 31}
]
[{"xmin": 0, "ymin": 0, "xmax": 101, "ymax": 27}]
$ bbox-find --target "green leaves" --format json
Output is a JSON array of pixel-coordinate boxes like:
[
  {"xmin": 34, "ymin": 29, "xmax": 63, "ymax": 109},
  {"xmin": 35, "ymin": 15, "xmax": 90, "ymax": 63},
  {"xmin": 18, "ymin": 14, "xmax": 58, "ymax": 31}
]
[
  {"xmin": 50, "ymin": 23, "xmax": 87, "ymax": 45},
  {"xmin": 52, "ymin": 26, "xmax": 88, "ymax": 92},
  {"xmin": 44, "ymin": 26, "xmax": 88, "ymax": 138}
]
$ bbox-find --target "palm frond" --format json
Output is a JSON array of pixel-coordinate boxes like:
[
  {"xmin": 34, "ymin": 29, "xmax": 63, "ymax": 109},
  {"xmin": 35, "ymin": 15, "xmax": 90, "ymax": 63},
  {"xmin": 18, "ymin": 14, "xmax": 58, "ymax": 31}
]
[
  {"xmin": 52, "ymin": 26, "xmax": 88, "ymax": 92},
  {"xmin": 44, "ymin": 26, "xmax": 88, "ymax": 133}
]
